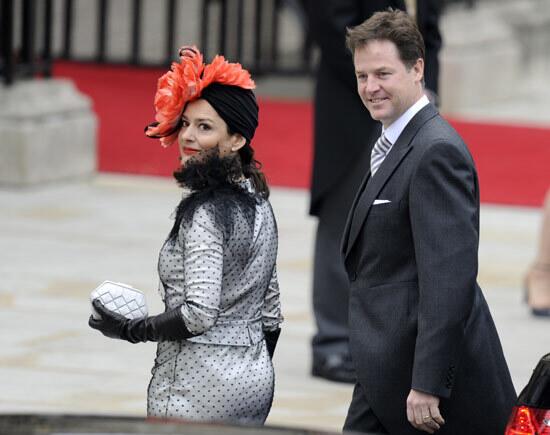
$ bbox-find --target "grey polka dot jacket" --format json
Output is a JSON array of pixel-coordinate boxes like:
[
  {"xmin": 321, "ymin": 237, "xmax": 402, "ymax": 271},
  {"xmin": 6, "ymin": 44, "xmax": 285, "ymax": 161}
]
[{"xmin": 148, "ymin": 179, "xmax": 283, "ymax": 423}]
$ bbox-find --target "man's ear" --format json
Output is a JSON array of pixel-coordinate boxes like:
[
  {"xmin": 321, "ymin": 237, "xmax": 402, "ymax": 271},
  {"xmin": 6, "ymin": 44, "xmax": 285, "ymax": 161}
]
[
  {"xmin": 413, "ymin": 58, "xmax": 424, "ymax": 83},
  {"xmin": 230, "ymin": 134, "xmax": 246, "ymax": 152}
]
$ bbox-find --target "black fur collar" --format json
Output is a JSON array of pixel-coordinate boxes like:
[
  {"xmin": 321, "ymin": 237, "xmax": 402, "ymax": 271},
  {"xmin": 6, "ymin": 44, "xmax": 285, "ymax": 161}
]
[
  {"xmin": 168, "ymin": 151, "xmax": 257, "ymax": 241},
  {"xmin": 173, "ymin": 151, "xmax": 246, "ymax": 192}
]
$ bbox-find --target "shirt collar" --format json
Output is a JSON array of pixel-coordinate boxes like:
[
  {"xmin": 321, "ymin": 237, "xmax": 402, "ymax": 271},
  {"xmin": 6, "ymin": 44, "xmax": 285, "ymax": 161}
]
[
  {"xmin": 382, "ymin": 94, "xmax": 430, "ymax": 144},
  {"xmin": 240, "ymin": 178, "xmax": 254, "ymax": 193}
]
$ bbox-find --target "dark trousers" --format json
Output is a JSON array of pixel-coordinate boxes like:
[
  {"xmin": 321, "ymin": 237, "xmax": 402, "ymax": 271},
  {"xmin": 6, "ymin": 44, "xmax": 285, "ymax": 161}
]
[
  {"xmin": 311, "ymin": 154, "xmax": 369, "ymax": 360},
  {"xmin": 344, "ymin": 382, "xmax": 388, "ymax": 434}
]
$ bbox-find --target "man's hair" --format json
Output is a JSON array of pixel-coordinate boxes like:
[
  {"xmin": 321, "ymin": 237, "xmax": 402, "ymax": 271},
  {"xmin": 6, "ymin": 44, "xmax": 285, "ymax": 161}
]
[{"xmin": 346, "ymin": 8, "xmax": 425, "ymax": 70}]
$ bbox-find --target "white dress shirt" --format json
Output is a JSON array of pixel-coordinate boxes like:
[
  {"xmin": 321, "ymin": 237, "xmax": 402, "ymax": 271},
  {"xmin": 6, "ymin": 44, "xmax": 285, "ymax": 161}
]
[{"xmin": 382, "ymin": 94, "xmax": 430, "ymax": 153}]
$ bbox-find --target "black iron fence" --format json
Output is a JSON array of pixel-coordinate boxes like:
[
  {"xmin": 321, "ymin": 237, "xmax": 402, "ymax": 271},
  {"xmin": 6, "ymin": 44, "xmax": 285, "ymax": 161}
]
[
  {"xmin": 0, "ymin": 0, "xmax": 53, "ymax": 85},
  {"xmin": 201, "ymin": 0, "xmax": 313, "ymax": 75},
  {"xmin": 0, "ymin": 0, "xmax": 475, "ymax": 86},
  {"xmin": 59, "ymin": 0, "xmax": 179, "ymax": 66}
]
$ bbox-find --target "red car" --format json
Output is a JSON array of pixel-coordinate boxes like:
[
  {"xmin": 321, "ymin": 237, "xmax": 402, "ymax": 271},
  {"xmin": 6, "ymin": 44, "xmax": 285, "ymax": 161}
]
[{"xmin": 505, "ymin": 353, "xmax": 550, "ymax": 434}]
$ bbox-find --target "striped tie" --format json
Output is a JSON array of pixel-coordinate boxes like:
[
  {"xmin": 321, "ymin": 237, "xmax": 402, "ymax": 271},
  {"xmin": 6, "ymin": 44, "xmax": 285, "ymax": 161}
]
[{"xmin": 370, "ymin": 133, "xmax": 392, "ymax": 176}]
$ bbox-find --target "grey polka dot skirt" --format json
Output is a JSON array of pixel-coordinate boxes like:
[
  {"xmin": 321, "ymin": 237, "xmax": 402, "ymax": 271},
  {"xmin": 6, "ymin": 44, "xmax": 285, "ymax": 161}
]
[
  {"xmin": 148, "ymin": 183, "xmax": 283, "ymax": 425},
  {"xmin": 148, "ymin": 340, "xmax": 274, "ymax": 424}
]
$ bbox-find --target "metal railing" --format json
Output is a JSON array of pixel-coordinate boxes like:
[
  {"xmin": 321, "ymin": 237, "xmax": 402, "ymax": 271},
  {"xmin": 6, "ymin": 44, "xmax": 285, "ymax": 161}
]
[
  {"xmin": 0, "ymin": 0, "xmax": 312, "ymax": 85},
  {"xmin": 0, "ymin": 0, "xmax": 477, "ymax": 86},
  {"xmin": 0, "ymin": 0, "xmax": 53, "ymax": 85},
  {"xmin": 200, "ymin": 0, "xmax": 312, "ymax": 75},
  {"xmin": 60, "ymin": 0, "xmax": 181, "ymax": 66}
]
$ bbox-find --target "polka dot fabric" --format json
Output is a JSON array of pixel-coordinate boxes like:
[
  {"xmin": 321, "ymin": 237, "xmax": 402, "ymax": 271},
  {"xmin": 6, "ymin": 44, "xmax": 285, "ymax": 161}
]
[{"xmin": 148, "ymin": 180, "xmax": 283, "ymax": 424}]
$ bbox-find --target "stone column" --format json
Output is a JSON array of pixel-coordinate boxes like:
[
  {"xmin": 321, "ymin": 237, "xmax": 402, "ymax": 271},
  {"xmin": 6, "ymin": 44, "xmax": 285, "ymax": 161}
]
[
  {"xmin": 0, "ymin": 78, "xmax": 97, "ymax": 186},
  {"xmin": 439, "ymin": 5, "xmax": 521, "ymax": 114}
]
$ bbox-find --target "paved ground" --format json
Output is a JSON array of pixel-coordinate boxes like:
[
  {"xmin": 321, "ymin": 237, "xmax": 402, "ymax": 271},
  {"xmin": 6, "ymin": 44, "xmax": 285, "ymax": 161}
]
[
  {"xmin": 2, "ymin": 1, "xmax": 550, "ymax": 431},
  {"xmin": 0, "ymin": 173, "xmax": 548, "ymax": 432}
]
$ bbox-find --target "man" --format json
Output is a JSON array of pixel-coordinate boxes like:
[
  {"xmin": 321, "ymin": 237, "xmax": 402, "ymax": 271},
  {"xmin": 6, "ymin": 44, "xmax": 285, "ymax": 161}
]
[
  {"xmin": 305, "ymin": 0, "xmax": 442, "ymax": 384},
  {"xmin": 341, "ymin": 10, "xmax": 516, "ymax": 434}
]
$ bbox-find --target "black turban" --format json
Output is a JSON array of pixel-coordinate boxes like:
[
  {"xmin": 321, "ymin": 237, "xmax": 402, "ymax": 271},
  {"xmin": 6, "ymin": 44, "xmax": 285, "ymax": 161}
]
[{"xmin": 201, "ymin": 83, "xmax": 259, "ymax": 143}]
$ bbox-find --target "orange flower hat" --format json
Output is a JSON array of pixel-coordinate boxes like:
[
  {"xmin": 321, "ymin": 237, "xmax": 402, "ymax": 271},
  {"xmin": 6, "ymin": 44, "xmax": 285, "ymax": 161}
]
[{"xmin": 145, "ymin": 46, "xmax": 255, "ymax": 147}]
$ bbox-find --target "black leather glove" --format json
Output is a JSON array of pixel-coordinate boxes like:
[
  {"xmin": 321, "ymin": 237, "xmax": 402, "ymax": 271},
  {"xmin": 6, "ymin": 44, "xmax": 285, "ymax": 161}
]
[
  {"xmin": 264, "ymin": 328, "xmax": 281, "ymax": 359},
  {"xmin": 89, "ymin": 299, "xmax": 196, "ymax": 343}
]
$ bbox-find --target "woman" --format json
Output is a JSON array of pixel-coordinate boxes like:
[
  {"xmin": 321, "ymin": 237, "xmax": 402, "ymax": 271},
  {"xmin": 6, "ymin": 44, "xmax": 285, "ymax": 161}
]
[{"xmin": 89, "ymin": 46, "xmax": 283, "ymax": 425}]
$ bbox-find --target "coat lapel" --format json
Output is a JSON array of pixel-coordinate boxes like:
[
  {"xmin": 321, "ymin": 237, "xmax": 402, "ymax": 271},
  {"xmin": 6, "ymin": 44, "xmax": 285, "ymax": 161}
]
[
  {"xmin": 343, "ymin": 104, "xmax": 439, "ymax": 259},
  {"xmin": 341, "ymin": 168, "xmax": 372, "ymax": 255}
]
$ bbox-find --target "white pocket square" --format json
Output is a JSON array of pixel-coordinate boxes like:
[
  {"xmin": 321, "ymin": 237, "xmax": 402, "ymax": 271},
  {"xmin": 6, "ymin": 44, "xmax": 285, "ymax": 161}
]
[{"xmin": 373, "ymin": 199, "xmax": 391, "ymax": 205}]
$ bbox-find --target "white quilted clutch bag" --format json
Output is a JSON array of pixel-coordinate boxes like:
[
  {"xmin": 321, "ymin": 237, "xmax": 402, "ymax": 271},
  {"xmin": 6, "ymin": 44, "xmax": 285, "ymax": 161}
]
[{"xmin": 90, "ymin": 280, "xmax": 148, "ymax": 320}]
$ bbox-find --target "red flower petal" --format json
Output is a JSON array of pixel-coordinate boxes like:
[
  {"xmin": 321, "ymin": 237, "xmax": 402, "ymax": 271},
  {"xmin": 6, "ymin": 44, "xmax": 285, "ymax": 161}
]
[{"xmin": 147, "ymin": 46, "xmax": 255, "ymax": 147}]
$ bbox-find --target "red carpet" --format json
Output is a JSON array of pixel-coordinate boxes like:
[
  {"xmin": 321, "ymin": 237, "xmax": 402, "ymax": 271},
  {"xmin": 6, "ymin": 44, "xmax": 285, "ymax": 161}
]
[{"xmin": 53, "ymin": 61, "xmax": 550, "ymax": 207}]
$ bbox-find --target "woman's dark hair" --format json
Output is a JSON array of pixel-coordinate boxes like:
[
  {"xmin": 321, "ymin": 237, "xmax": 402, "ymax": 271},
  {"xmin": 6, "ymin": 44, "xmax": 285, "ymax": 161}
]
[
  {"xmin": 168, "ymin": 151, "xmax": 258, "ymax": 242},
  {"xmin": 200, "ymin": 83, "xmax": 270, "ymax": 199},
  {"xmin": 236, "ymin": 138, "xmax": 269, "ymax": 200}
]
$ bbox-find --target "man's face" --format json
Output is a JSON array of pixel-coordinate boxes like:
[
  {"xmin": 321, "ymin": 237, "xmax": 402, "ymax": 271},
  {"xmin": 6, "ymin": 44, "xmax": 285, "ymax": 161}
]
[{"xmin": 354, "ymin": 40, "xmax": 424, "ymax": 128}]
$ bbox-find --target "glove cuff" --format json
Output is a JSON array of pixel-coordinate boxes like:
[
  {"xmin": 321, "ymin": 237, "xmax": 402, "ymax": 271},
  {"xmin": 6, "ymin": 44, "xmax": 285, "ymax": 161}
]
[
  {"xmin": 151, "ymin": 307, "xmax": 196, "ymax": 341},
  {"xmin": 124, "ymin": 307, "xmax": 196, "ymax": 343}
]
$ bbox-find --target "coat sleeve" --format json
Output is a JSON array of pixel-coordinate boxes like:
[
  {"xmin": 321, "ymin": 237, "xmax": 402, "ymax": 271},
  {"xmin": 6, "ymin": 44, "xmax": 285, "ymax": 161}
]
[
  {"xmin": 408, "ymin": 141, "xmax": 479, "ymax": 398},
  {"xmin": 176, "ymin": 203, "xmax": 224, "ymax": 335},
  {"xmin": 416, "ymin": 0, "xmax": 443, "ymax": 96},
  {"xmin": 305, "ymin": 0, "xmax": 361, "ymax": 90},
  {"xmin": 262, "ymin": 265, "xmax": 283, "ymax": 332}
]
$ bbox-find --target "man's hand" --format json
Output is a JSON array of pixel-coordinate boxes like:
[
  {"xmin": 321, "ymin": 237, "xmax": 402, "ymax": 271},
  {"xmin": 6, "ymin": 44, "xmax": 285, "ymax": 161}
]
[{"xmin": 406, "ymin": 389, "xmax": 445, "ymax": 433}]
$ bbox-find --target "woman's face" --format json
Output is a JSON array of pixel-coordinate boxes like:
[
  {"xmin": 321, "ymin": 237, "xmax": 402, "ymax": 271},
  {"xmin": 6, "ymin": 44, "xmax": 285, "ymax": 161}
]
[{"xmin": 177, "ymin": 99, "xmax": 245, "ymax": 166}]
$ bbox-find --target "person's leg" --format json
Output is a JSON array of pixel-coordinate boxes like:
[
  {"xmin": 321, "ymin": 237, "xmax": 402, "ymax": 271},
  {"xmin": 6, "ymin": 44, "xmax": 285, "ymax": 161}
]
[
  {"xmin": 311, "ymin": 156, "xmax": 369, "ymax": 383},
  {"xmin": 344, "ymin": 382, "xmax": 388, "ymax": 434},
  {"xmin": 526, "ymin": 188, "xmax": 550, "ymax": 315},
  {"xmin": 311, "ymin": 200, "xmax": 355, "ymax": 382}
]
